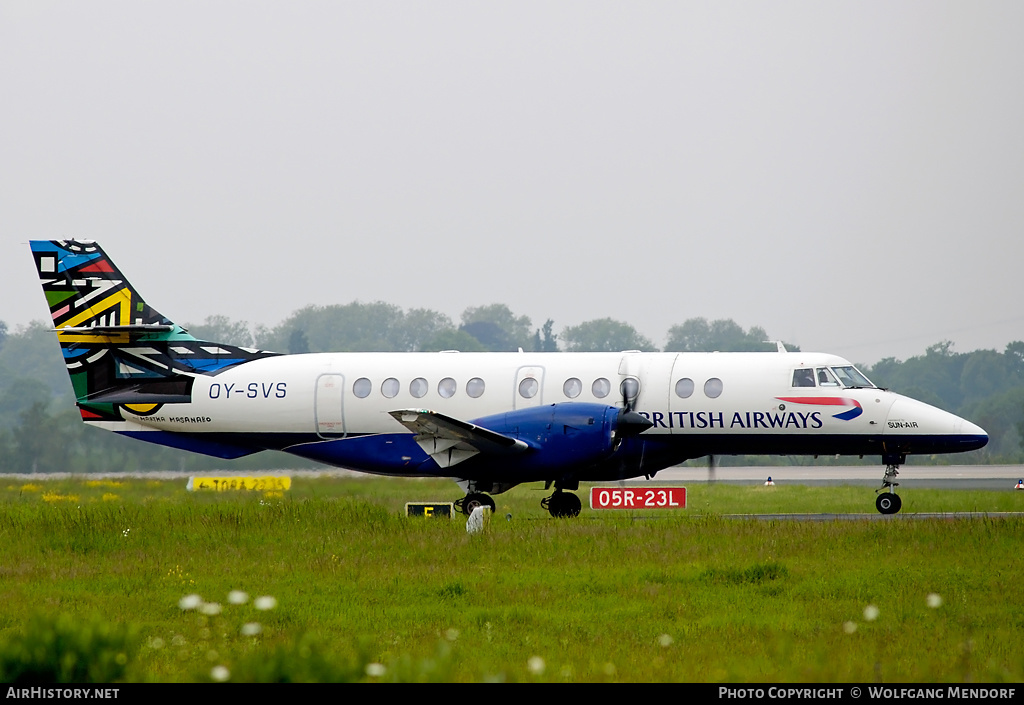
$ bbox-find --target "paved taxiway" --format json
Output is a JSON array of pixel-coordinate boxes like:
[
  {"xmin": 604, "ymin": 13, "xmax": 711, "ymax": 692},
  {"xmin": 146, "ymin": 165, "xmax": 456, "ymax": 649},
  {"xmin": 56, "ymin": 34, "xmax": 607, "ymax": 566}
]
[
  {"xmin": 626, "ymin": 464, "xmax": 1024, "ymax": 519},
  {"xmin": 2, "ymin": 465, "xmax": 1022, "ymax": 491},
  {"xmin": 641, "ymin": 464, "xmax": 1024, "ymax": 491},
  {"xmin": 5, "ymin": 465, "xmax": 1020, "ymax": 519}
]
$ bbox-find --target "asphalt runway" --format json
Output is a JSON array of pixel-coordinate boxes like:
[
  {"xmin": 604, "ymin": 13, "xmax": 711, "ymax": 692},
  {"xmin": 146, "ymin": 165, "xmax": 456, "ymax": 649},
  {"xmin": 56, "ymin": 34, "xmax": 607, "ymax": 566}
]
[
  {"xmin": 625, "ymin": 464, "xmax": 1024, "ymax": 520},
  {"xmin": 5, "ymin": 465, "xmax": 1022, "ymax": 520},
  {"xmin": 3, "ymin": 464, "xmax": 1023, "ymax": 491},
  {"xmin": 642, "ymin": 464, "xmax": 1024, "ymax": 491}
]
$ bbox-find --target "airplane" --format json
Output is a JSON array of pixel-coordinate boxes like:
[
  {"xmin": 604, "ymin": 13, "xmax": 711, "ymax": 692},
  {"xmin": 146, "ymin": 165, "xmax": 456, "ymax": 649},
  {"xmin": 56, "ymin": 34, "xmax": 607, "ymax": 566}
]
[{"xmin": 29, "ymin": 239, "xmax": 988, "ymax": 517}]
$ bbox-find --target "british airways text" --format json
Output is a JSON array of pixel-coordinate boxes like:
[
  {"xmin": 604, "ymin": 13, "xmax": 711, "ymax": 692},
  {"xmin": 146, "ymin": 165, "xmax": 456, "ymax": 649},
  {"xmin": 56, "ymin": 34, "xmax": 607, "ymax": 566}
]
[{"xmin": 640, "ymin": 410, "xmax": 824, "ymax": 429}]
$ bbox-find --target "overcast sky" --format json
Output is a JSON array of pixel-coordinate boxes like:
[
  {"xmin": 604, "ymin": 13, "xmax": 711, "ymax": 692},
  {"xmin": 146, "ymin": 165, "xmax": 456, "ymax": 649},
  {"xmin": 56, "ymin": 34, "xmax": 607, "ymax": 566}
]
[{"xmin": 3, "ymin": 1, "xmax": 1022, "ymax": 364}]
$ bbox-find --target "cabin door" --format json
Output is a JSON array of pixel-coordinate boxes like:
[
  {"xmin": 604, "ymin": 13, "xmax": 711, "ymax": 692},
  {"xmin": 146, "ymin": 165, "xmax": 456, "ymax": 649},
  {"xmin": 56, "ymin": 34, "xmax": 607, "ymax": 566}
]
[{"xmin": 315, "ymin": 374, "xmax": 346, "ymax": 438}]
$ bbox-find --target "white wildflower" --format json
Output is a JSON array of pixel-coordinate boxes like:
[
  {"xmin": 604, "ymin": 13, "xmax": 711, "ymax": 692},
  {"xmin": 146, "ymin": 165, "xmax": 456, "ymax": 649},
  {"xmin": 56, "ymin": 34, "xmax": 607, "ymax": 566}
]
[
  {"xmin": 178, "ymin": 594, "xmax": 202, "ymax": 610},
  {"xmin": 254, "ymin": 595, "xmax": 277, "ymax": 611}
]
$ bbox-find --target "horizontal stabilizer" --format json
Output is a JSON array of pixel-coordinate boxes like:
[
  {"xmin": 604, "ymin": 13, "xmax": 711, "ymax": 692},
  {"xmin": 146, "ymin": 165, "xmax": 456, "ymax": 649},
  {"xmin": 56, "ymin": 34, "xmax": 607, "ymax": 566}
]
[
  {"xmin": 388, "ymin": 409, "xmax": 528, "ymax": 469},
  {"xmin": 54, "ymin": 324, "xmax": 174, "ymax": 337},
  {"xmin": 84, "ymin": 375, "xmax": 194, "ymax": 404}
]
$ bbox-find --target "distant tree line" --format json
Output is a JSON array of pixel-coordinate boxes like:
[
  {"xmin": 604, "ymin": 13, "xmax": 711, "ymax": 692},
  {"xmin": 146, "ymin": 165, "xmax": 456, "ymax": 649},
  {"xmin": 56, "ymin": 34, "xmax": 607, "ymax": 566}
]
[
  {"xmin": 0, "ymin": 303, "xmax": 1019, "ymax": 472},
  {"xmin": 186, "ymin": 303, "xmax": 796, "ymax": 356}
]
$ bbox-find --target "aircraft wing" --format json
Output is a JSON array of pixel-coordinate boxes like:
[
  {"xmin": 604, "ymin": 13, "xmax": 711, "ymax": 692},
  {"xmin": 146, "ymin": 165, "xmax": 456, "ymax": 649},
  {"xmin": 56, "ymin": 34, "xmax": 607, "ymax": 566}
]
[{"xmin": 388, "ymin": 409, "xmax": 529, "ymax": 468}]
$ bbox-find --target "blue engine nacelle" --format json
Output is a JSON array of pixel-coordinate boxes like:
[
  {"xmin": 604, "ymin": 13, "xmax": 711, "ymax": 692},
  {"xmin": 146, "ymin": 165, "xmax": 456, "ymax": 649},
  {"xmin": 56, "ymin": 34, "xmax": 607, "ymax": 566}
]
[
  {"xmin": 466, "ymin": 402, "xmax": 646, "ymax": 477},
  {"xmin": 287, "ymin": 402, "xmax": 654, "ymax": 481}
]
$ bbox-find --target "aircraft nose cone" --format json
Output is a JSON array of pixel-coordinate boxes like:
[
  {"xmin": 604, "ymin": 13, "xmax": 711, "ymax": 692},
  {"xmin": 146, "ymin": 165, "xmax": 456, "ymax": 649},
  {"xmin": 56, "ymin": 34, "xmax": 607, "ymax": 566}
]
[
  {"xmin": 885, "ymin": 396, "xmax": 988, "ymax": 453},
  {"xmin": 958, "ymin": 418, "xmax": 989, "ymax": 451}
]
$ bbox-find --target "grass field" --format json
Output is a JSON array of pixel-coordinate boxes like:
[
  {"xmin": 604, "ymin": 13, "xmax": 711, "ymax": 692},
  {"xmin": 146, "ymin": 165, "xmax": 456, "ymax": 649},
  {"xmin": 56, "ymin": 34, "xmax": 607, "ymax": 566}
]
[{"xmin": 0, "ymin": 475, "xmax": 1022, "ymax": 683}]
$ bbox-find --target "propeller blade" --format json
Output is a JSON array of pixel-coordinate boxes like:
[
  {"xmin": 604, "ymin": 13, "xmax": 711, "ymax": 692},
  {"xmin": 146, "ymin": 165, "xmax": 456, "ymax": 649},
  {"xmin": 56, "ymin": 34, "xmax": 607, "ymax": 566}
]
[
  {"xmin": 708, "ymin": 454, "xmax": 716, "ymax": 483},
  {"xmin": 619, "ymin": 377, "xmax": 639, "ymax": 412}
]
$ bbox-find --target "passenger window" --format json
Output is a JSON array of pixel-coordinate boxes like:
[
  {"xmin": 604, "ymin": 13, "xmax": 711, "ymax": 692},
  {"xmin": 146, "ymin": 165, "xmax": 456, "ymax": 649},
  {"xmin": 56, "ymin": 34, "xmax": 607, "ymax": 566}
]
[
  {"xmin": 519, "ymin": 377, "xmax": 539, "ymax": 399},
  {"xmin": 816, "ymin": 368, "xmax": 839, "ymax": 387},
  {"xmin": 704, "ymin": 378, "xmax": 723, "ymax": 398},
  {"xmin": 410, "ymin": 377, "xmax": 428, "ymax": 398},
  {"xmin": 381, "ymin": 378, "xmax": 399, "ymax": 398},
  {"xmin": 353, "ymin": 377, "xmax": 371, "ymax": 398},
  {"xmin": 620, "ymin": 378, "xmax": 640, "ymax": 402},
  {"xmin": 438, "ymin": 378, "xmax": 457, "ymax": 398},
  {"xmin": 592, "ymin": 378, "xmax": 611, "ymax": 398},
  {"xmin": 675, "ymin": 378, "xmax": 694, "ymax": 399},
  {"xmin": 792, "ymin": 369, "xmax": 815, "ymax": 388},
  {"xmin": 563, "ymin": 377, "xmax": 582, "ymax": 398},
  {"xmin": 467, "ymin": 377, "xmax": 485, "ymax": 398}
]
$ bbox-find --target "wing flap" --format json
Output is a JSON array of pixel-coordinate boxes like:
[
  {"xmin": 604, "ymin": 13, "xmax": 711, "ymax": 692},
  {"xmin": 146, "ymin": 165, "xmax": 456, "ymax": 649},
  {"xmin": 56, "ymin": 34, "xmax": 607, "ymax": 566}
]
[{"xmin": 388, "ymin": 409, "xmax": 528, "ymax": 468}]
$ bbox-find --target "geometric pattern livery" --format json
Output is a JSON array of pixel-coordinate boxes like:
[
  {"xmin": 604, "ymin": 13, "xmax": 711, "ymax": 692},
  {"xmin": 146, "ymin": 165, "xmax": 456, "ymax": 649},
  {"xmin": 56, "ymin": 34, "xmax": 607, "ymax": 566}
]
[
  {"xmin": 31, "ymin": 240, "xmax": 280, "ymax": 421},
  {"xmin": 32, "ymin": 239, "xmax": 173, "ymax": 333}
]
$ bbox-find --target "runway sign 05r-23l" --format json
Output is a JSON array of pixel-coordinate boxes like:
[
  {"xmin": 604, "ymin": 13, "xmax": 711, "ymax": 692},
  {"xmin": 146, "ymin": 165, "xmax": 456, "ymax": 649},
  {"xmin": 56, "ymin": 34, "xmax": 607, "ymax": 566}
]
[{"xmin": 589, "ymin": 487, "xmax": 686, "ymax": 510}]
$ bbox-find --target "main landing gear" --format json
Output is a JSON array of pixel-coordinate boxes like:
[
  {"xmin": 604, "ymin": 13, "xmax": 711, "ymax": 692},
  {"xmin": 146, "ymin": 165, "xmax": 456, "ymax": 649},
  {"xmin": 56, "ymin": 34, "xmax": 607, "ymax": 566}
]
[
  {"xmin": 875, "ymin": 454, "xmax": 904, "ymax": 515},
  {"xmin": 455, "ymin": 492, "xmax": 496, "ymax": 516},
  {"xmin": 454, "ymin": 481, "xmax": 583, "ymax": 519},
  {"xmin": 540, "ymin": 478, "xmax": 582, "ymax": 518},
  {"xmin": 541, "ymin": 490, "xmax": 582, "ymax": 518}
]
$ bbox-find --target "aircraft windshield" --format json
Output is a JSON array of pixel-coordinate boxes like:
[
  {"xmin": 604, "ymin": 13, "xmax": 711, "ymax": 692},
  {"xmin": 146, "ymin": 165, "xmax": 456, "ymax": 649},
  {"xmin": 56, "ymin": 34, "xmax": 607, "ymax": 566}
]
[{"xmin": 831, "ymin": 366, "xmax": 874, "ymax": 388}]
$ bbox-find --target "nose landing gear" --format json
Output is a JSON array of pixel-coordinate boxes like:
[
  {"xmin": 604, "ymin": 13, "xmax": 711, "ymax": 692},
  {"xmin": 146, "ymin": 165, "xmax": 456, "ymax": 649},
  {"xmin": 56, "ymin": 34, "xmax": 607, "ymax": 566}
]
[
  {"xmin": 875, "ymin": 490, "xmax": 902, "ymax": 514},
  {"xmin": 875, "ymin": 455, "xmax": 903, "ymax": 515}
]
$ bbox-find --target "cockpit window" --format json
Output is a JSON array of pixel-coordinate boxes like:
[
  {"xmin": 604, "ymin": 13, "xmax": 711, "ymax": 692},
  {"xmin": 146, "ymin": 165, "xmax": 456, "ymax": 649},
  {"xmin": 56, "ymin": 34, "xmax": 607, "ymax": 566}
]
[
  {"xmin": 816, "ymin": 367, "xmax": 839, "ymax": 387},
  {"xmin": 831, "ymin": 366, "xmax": 874, "ymax": 388},
  {"xmin": 792, "ymin": 369, "xmax": 815, "ymax": 387}
]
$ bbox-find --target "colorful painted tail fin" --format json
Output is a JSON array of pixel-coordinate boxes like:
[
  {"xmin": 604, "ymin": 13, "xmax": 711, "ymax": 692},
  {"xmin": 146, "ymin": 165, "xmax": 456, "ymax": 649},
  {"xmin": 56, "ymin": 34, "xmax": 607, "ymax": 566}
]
[{"xmin": 29, "ymin": 240, "xmax": 278, "ymax": 420}]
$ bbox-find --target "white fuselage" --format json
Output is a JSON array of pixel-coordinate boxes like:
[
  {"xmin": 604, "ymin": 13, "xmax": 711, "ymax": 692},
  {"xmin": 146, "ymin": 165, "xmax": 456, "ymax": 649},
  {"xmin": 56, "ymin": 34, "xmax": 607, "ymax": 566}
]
[{"xmin": 116, "ymin": 351, "xmax": 986, "ymax": 474}]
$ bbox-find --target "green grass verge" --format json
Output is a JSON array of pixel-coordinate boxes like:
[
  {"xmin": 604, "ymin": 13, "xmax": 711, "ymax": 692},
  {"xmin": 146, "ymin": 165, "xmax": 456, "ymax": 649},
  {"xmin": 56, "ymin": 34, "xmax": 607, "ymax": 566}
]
[{"xmin": 0, "ymin": 476, "xmax": 1022, "ymax": 682}]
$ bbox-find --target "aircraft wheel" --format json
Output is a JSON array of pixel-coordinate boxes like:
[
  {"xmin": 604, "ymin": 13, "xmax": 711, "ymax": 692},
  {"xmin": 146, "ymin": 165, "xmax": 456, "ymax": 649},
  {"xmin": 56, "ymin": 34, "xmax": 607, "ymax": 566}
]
[
  {"xmin": 461, "ymin": 492, "xmax": 495, "ymax": 516},
  {"xmin": 562, "ymin": 492, "xmax": 582, "ymax": 517},
  {"xmin": 876, "ymin": 493, "xmax": 901, "ymax": 515},
  {"xmin": 547, "ymin": 492, "xmax": 582, "ymax": 519}
]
